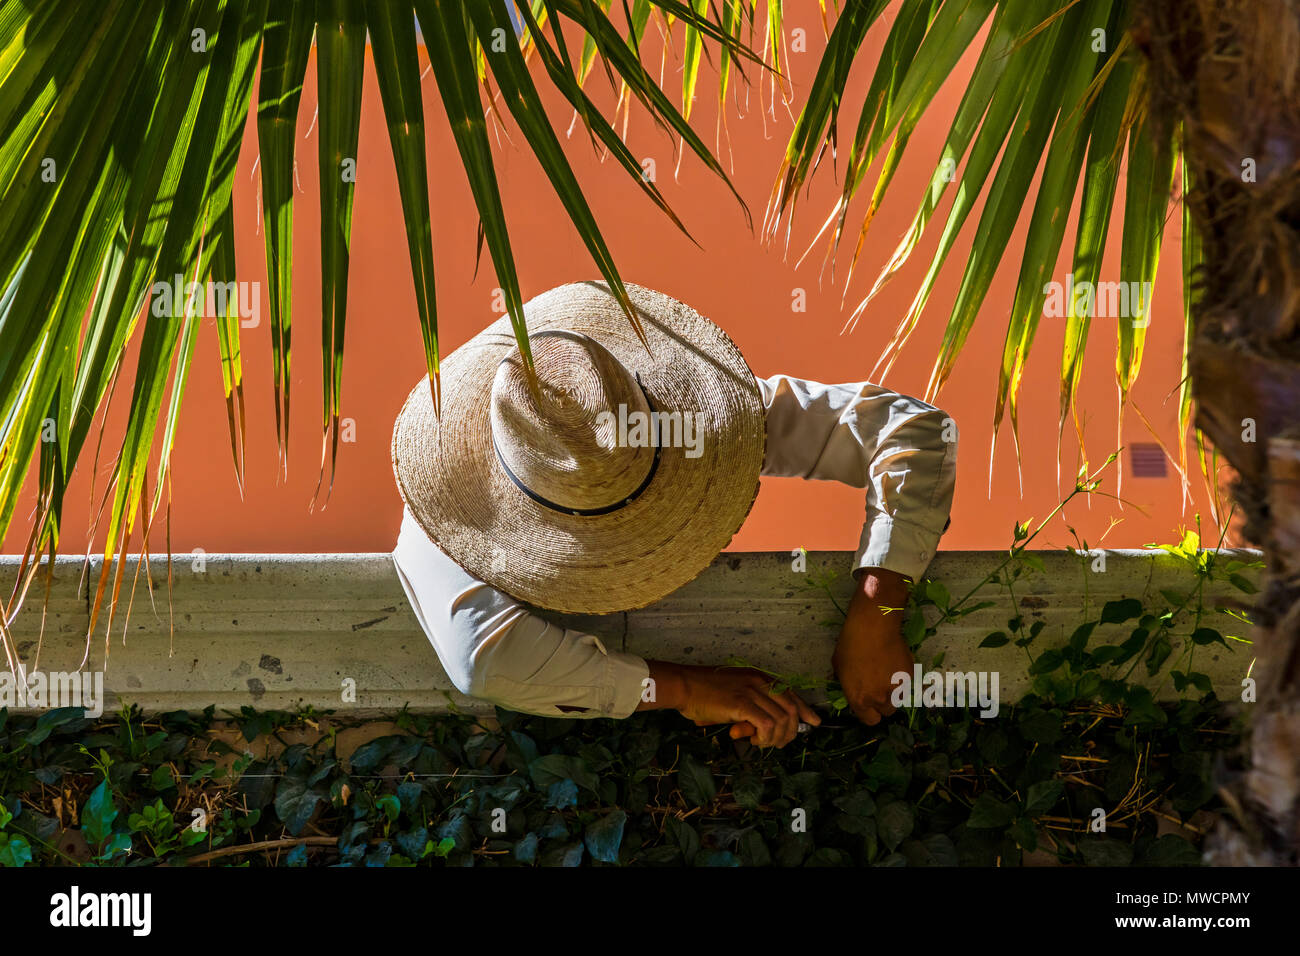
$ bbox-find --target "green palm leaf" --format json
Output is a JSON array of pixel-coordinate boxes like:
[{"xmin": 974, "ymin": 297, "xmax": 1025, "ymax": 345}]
[
  {"xmin": 777, "ymin": 0, "xmax": 1187, "ymax": 490},
  {"xmin": 314, "ymin": 0, "xmax": 366, "ymax": 505},
  {"xmin": 0, "ymin": 0, "xmax": 768, "ymax": 640},
  {"xmin": 416, "ymin": 0, "xmax": 532, "ymax": 377},
  {"xmin": 256, "ymin": 0, "xmax": 314, "ymax": 473},
  {"xmin": 366, "ymin": 0, "xmax": 441, "ymax": 416}
]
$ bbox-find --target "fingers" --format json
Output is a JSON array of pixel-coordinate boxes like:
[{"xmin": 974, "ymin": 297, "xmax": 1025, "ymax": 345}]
[
  {"xmin": 724, "ymin": 690, "xmax": 781, "ymax": 748},
  {"xmin": 711, "ymin": 718, "xmax": 768, "ymax": 745},
  {"xmin": 850, "ymin": 697, "xmax": 884, "ymax": 726},
  {"xmin": 736, "ymin": 693, "xmax": 814, "ymax": 744},
  {"xmin": 870, "ymin": 692, "xmax": 898, "ymax": 720},
  {"xmin": 747, "ymin": 675, "xmax": 809, "ymax": 747},
  {"xmin": 748, "ymin": 687, "xmax": 801, "ymax": 747},
  {"xmin": 789, "ymin": 692, "xmax": 821, "ymax": 727},
  {"xmin": 742, "ymin": 692, "xmax": 786, "ymax": 747},
  {"xmin": 732, "ymin": 695, "xmax": 776, "ymax": 744},
  {"xmin": 687, "ymin": 669, "xmax": 819, "ymax": 748},
  {"xmin": 770, "ymin": 688, "xmax": 816, "ymax": 742},
  {"xmin": 711, "ymin": 720, "xmax": 766, "ymax": 742}
]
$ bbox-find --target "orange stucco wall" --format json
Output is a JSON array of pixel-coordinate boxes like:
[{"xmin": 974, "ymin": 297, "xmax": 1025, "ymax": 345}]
[{"xmin": 10, "ymin": 10, "xmax": 1232, "ymax": 560}]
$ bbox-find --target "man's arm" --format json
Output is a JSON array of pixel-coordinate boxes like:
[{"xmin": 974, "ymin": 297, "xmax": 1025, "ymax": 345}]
[
  {"xmin": 834, "ymin": 567, "xmax": 914, "ymax": 724},
  {"xmin": 758, "ymin": 375, "xmax": 957, "ymax": 725},
  {"xmin": 394, "ymin": 506, "xmax": 647, "ymax": 718},
  {"xmin": 395, "ymin": 506, "xmax": 817, "ymax": 746},
  {"xmin": 637, "ymin": 660, "xmax": 821, "ymax": 748}
]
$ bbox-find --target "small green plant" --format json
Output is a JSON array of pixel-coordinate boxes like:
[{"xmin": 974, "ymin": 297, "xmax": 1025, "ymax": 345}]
[{"xmin": 0, "ymin": 798, "xmax": 32, "ymax": 868}]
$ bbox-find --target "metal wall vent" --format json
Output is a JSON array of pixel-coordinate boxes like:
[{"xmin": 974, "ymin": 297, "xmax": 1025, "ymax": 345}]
[{"xmin": 1129, "ymin": 442, "xmax": 1167, "ymax": 478}]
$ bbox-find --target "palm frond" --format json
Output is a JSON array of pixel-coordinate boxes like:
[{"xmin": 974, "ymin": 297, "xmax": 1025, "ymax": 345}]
[
  {"xmin": 776, "ymin": 0, "xmax": 1188, "ymax": 492},
  {"xmin": 0, "ymin": 0, "xmax": 772, "ymax": 646}
]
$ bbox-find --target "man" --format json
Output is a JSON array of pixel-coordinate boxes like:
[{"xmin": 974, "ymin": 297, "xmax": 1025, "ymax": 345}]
[{"xmin": 391, "ymin": 281, "xmax": 956, "ymax": 749}]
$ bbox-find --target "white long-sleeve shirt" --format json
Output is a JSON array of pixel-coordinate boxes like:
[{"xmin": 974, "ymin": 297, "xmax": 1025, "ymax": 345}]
[{"xmin": 392, "ymin": 374, "xmax": 957, "ymax": 720}]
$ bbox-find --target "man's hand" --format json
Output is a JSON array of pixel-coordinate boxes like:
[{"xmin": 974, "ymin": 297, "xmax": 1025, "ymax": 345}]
[
  {"xmin": 641, "ymin": 662, "xmax": 820, "ymax": 748},
  {"xmin": 832, "ymin": 568, "xmax": 914, "ymax": 726}
]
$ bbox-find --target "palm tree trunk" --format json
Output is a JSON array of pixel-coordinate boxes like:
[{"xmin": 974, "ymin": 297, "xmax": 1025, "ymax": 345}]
[{"xmin": 1137, "ymin": 0, "xmax": 1300, "ymax": 864}]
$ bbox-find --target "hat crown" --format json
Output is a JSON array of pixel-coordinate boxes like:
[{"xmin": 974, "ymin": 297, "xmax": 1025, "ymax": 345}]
[{"xmin": 489, "ymin": 330, "xmax": 653, "ymax": 512}]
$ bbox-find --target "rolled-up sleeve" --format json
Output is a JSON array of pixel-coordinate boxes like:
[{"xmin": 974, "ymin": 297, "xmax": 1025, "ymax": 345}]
[
  {"xmin": 758, "ymin": 374, "xmax": 957, "ymax": 583},
  {"xmin": 392, "ymin": 506, "xmax": 648, "ymax": 718}
]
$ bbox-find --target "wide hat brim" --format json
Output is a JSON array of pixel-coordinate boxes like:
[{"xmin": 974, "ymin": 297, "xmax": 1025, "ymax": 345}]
[{"xmin": 391, "ymin": 280, "xmax": 765, "ymax": 614}]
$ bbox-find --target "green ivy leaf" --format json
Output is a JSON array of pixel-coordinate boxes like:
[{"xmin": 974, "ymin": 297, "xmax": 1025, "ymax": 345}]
[
  {"xmin": 979, "ymin": 631, "xmax": 1009, "ymax": 648},
  {"xmin": 1137, "ymin": 833, "xmax": 1201, "ymax": 866},
  {"xmin": 864, "ymin": 749, "xmax": 910, "ymax": 793},
  {"xmin": 375, "ymin": 794, "xmax": 401, "ymax": 823},
  {"xmin": 0, "ymin": 832, "xmax": 32, "ymax": 868},
  {"xmin": 903, "ymin": 611, "xmax": 927, "ymax": 647},
  {"xmin": 274, "ymin": 776, "xmax": 324, "ymax": 837},
  {"xmin": 967, "ymin": 792, "xmax": 1016, "ymax": 829},
  {"xmin": 1074, "ymin": 672, "xmax": 1102, "ymax": 700},
  {"xmin": 665, "ymin": 817, "xmax": 700, "ymax": 865},
  {"xmin": 639, "ymin": 845, "xmax": 684, "ymax": 866},
  {"xmin": 1020, "ymin": 553, "xmax": 1046, "ymax": 574},
  {"xmin": 1008, "ymin": 815, "xmax": 1038, "ymax": 852},
  {"xmin": 545, "ymin": 779, "xmax": 579, "ymax": 810},
  {"xmin": 1079, "ymin": 836, "xmax": 1134, "ymax": 866},
  {"xmin": 977, "ymin": 727, "xmax": 1009, "ymax": 763},
  {"xmin": 877, "ymin": 801, "xmax": 914, "ymax": 851},
  {"xmin": 584, "ymin": 809, "xmax": 627, "ymax": 864},
  {"xmin": 803, "ymin": 847, "xmax": 849, "ymax": 866},
  {"xmin": 911, "ymin": 833, "xmax": 959, "ymax": 866},
  {"xmin": 780, "ymin": 771, "xmax": 822, "ymax": 812},
  {"xmin": 82, "ymin": 780, "xmax": 118, "ymax": 847},
  {"xmin": 739, "ymin": 830, "xmax": 771, "ymax": 867},
  {"xmin": 96, "ymin": 832, "xmax": 132, "ymax": 861},
  {"xmin": 916, "ymin": 753, "xmax": 950, "ymax": 783},
  {"xmin": 731, "ymin": 772, "xmax": 764, "ymax": 810},
  {"xmin": 514, "ymin": 831, "xmax": 539, "ymax": 864},
  {"xmin": 529, "ymin": 754, "xmax": 599, "ymax": 794},
  {"xmin": 397, "ymin": 781, "xmax": 423, "ymax": 814},
  {"xmin": 23, "ymin": 708, "xmax": 84, "ymax": 746},
  {"xmin": 1019, "ymin": 708, "xmax": 1063, "ymax": 746},
  {"xmin": 699, "ymin": 849, "xmax": 743, "ymax": 866},
  {"xmin": 1023, "ymin": 780, "xmax": 1064, "ymax": 815},
  {"xmin": 541, "ymin": 842, "xmax": 585, "ymax": 867},
  {"xmin": 149, "ymin": 765, "xmax": 176, "ymax": 792},
  {"xmin": 677, "ymin": 755, "xmax": 716, "ymax": 808}
]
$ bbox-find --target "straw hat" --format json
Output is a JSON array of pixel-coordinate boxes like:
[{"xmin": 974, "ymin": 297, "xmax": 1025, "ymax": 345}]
[{"xmin": 391, "ymin": 280, "xmax": 766, "ymax": 614}]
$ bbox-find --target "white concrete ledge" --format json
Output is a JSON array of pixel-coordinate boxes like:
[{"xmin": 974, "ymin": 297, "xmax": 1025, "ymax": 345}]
[{"xmin": 0, "ymin": 549, "xmax": 1263, "ymax": 715}]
